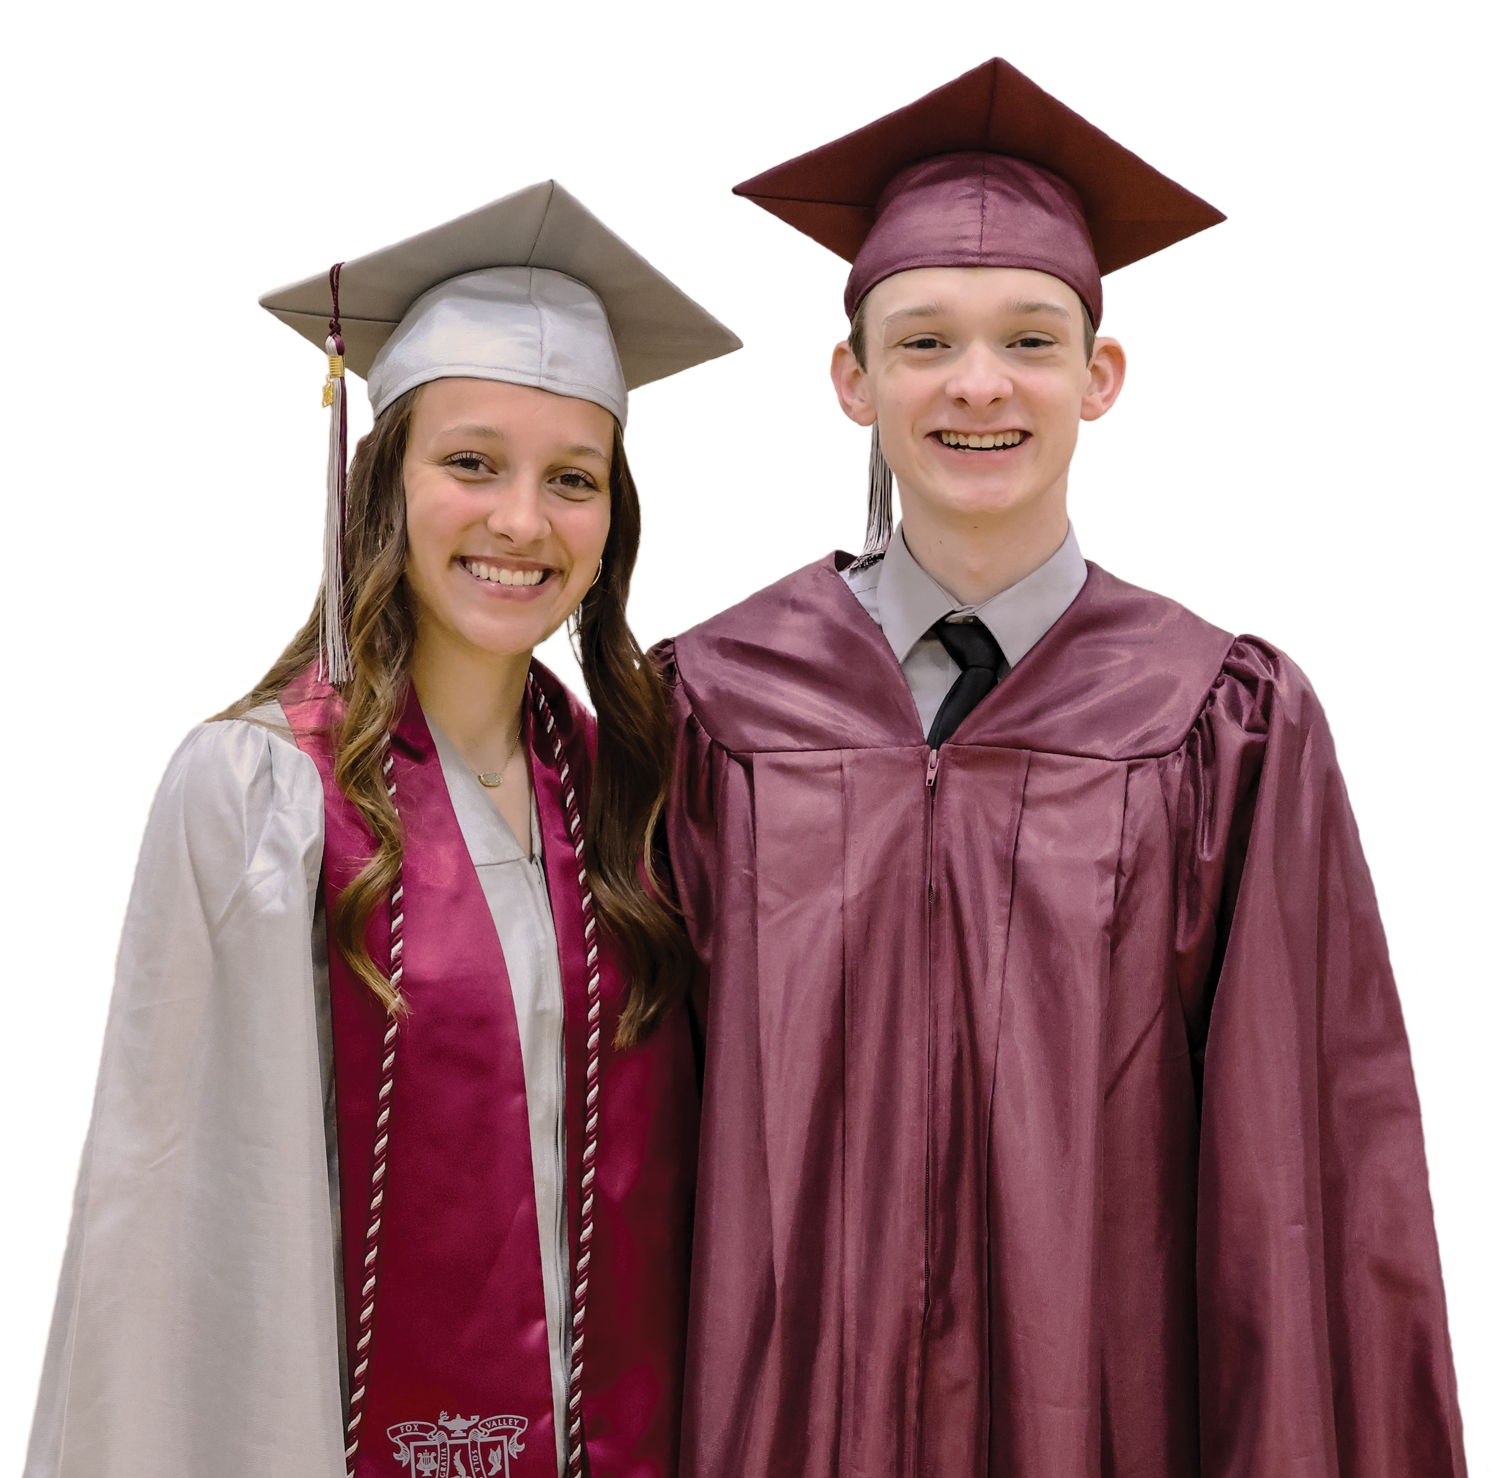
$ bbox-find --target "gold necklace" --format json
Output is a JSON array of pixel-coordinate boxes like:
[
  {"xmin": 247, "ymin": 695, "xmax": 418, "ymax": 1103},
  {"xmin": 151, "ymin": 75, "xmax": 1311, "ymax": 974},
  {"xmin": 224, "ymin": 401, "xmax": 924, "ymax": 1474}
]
[{"xmin": 475, "ymin": 716, "xmax": 525, "ymax": 788}]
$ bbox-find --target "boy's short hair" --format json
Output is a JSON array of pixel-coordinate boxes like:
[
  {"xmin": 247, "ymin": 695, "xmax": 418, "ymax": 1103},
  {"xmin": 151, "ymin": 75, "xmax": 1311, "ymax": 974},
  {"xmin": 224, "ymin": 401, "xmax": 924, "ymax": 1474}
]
[{"xmin": 847, "ymin": 289, "xmax": 1097, "ymax": 371}]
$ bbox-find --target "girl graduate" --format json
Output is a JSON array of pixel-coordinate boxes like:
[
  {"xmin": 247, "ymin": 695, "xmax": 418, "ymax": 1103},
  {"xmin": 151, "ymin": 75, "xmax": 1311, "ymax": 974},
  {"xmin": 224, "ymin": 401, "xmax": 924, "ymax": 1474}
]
[{"xmin": 26, "ymin": 182, "xmax": 739, "ymax": 1478}]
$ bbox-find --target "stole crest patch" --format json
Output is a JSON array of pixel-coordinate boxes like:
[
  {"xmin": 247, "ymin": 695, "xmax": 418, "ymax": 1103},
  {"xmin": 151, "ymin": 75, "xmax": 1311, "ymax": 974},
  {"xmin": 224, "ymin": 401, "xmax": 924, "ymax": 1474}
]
[{"xmin": 387, "ymin": 1413, "xmax": 528, "ymax": 1477}]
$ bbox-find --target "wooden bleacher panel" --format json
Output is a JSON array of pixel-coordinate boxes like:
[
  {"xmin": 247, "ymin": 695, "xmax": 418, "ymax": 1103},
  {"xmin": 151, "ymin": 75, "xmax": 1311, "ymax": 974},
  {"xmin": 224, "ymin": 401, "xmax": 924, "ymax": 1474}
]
[{"xmin": 19, "ymin": 702, "xmax": 225, "ymax": 1464}]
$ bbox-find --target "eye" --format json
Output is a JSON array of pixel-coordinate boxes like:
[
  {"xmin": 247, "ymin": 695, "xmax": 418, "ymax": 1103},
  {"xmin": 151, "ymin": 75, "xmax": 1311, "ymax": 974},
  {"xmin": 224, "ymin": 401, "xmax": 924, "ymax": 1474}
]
[
  {"xmin": 552, "ymin": 469, "xmax": 603, "ymax": 497},
  {"xmin": 444, "ymin": 451, "xmax": 493, "ymax": 476},
  {"xmin": 900, "ymin": 335, "xmax": 947, "ymax": 351},
  {"xmin": 1012, "ymin": 335, "xmax": 1056, "ymax": 350}
]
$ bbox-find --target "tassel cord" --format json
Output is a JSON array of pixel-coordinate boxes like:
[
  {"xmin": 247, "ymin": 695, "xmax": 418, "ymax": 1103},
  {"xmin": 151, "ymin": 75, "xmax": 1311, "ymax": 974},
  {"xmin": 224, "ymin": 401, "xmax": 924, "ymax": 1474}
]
[
  {"xmin": 320, "ymin": 261, "xmax": 352, "ymax": 685},
  {"xmin": 861, "ymin": 423, "xmax": 894, "ymax": 560}
]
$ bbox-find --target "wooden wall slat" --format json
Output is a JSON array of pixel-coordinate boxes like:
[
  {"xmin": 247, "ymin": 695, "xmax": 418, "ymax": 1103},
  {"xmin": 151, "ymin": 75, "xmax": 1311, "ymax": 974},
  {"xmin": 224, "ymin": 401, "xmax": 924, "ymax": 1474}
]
[{"xmin": 19, "ymin": 1122, "xmax": 85, "ymax": 1296}]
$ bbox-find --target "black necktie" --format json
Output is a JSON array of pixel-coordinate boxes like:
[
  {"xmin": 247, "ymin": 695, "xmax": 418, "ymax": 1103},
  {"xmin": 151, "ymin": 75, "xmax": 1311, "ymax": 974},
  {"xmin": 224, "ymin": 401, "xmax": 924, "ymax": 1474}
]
[{"xmin": 926, "ymin": 617, "xmax": 1008, "ymax": 748}]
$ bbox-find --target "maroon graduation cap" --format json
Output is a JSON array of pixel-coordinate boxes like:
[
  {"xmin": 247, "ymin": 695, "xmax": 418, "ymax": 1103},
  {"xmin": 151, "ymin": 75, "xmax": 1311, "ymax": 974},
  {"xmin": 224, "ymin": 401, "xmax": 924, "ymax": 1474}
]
[{"xmin": 734, "ymin": 58, "xmax": 1225, "ymax": 325}]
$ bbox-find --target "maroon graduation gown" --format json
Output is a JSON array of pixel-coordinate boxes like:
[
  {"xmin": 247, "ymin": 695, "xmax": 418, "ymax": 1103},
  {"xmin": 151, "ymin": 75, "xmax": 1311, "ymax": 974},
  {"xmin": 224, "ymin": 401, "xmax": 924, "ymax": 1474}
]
[
  {"xmin": 1344, "ymin": 750, "xmax": 1482, "ymax": 1476},
  {"xmin": 659, "ymin": 556, "xmax": 1465, "ymax": 1478},
  {"xmin": 283, "ymin": 662, "xmax": 699, "ymax": 1478}
]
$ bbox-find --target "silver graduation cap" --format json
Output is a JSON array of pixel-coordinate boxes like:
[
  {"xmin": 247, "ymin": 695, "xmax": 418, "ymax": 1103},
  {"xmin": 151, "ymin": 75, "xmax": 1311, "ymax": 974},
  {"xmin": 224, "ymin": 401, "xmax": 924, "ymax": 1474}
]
[{"xmin": 259, "ymin": 180, "xmax": 742, "ymax": 682}]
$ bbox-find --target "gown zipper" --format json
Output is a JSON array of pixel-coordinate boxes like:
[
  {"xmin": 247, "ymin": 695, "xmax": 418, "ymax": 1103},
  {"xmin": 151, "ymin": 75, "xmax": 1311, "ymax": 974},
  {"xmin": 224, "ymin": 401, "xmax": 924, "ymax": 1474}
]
[{"xmin": 916, "ymin": 743, "xmax": 940, "ymax": 1469}]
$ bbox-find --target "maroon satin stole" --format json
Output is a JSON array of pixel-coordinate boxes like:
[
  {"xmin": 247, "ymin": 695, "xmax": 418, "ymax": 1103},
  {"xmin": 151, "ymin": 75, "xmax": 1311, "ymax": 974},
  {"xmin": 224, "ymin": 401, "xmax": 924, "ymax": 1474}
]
[{"xmin": 282, "ymin": 663, "xmax": 698, "ymax": 1478}]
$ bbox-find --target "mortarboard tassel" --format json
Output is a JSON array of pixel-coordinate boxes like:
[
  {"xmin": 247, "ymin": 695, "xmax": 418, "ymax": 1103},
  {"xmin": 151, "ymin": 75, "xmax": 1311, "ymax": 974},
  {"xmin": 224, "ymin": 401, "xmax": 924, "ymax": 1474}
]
[
  {"xmin": 320, "ymin": 262, "xmax": 352, "ymax": 685},
  {"xmin": 862, "ymin": 423, "xmax": 894, "ymax": 558}
]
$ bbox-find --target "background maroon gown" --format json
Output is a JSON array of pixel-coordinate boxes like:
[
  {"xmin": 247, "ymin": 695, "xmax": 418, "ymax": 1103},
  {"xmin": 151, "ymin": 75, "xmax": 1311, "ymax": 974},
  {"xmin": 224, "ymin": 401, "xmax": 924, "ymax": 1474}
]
[
  {"xmin": 659, "ymin": 555, "xmax": 1465, "ymax": 1478},
  {"xmin": 1344, "ymin": 750, "xmax": 1482, "ymax": 1476}
]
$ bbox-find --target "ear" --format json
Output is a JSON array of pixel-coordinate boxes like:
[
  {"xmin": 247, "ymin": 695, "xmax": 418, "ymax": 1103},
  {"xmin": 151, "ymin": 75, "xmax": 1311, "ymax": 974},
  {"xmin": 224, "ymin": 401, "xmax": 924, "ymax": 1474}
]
[
  {"xmin": 1080, "ymin": 337, "xmax": 1126, "ymax": 422},
  {"xmin": 831, "ymin": 340, "xmax": 878, "ymax": 428}
]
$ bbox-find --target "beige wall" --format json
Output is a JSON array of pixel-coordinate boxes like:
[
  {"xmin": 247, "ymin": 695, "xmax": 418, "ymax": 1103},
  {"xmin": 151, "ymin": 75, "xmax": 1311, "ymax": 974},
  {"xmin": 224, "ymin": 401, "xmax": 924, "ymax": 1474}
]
[{"xmin": 172, "ymin": 54, "xmax": 1230, "ymax": 702}]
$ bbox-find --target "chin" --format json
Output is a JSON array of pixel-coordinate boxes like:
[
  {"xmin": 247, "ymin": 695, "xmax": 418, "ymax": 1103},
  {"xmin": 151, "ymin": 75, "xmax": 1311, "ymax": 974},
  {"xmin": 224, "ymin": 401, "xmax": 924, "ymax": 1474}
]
[
  {"xmin": 457, "ymin": 614, "xmax": 556, "ymax": 659},
  {"xmin": 922, "ymin": 480, "xmax": 1042, "ymax": 520}
]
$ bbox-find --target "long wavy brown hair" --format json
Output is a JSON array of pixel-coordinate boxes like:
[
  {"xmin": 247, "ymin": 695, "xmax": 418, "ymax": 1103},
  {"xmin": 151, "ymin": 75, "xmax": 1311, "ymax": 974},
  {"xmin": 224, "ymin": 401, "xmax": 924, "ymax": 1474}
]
[
  {"xmin": 220, "ymin": 386, "xmax": 691, "ymax": 1047},
  {"xmin": 1272, "ymin": 582, "xmax": 1344, "ymax": 732}
]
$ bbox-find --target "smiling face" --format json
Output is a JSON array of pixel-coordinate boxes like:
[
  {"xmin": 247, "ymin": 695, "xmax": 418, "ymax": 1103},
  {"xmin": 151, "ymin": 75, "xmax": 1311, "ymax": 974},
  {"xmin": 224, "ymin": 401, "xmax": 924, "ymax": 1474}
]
[
  {"xmin": 401, "ymin": 377, "xmax": 614, "ymax": 660},
  {"xmin": 831, "ymin": 265, "xmax": 1124, "ymax": 539}
]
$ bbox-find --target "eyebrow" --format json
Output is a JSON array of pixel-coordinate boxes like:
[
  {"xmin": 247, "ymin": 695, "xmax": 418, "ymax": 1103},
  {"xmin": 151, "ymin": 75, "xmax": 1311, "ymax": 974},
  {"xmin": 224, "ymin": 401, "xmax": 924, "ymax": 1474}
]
[
  {"xmin": 881, "ymin": 298, "xmax": 1075, "ymax": 329},
  {"xmin": 444, "ymin": 422, "xmax": 506, "ymax": 440},
  {"xmin": 1008, "ymin": 299, "xmax": 1073, "ymax": 322},
  {"xmin": 881, "ymin": 304, "xmax": 944, "ymax": 330},
  {"xmin": 440, "ymin": 426, "xmax": 610, "ymax": 462}
]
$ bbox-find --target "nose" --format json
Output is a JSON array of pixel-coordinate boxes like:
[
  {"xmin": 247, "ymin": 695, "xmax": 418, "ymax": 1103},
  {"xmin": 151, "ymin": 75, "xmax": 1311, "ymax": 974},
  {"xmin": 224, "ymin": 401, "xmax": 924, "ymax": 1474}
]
[
  {"xmin": 484, "ymin": 475, "xmax": 552, "ymax": 546},
  {"xmin": 944, "ymin": 342, "xmax": 1014, "ymax": 410}
]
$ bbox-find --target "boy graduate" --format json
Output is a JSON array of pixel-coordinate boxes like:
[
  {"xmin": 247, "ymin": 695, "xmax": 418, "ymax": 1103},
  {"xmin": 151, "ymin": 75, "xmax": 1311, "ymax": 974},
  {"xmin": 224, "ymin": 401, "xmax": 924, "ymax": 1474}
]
[{"xmin": 657, "ymin": 60, "xmax": 1466, "ymax": 1477}]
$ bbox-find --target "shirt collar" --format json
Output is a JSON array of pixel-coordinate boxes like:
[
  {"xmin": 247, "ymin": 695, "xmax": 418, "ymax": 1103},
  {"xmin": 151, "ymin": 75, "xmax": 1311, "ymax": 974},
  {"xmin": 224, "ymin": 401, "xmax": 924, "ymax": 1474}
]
[{"xmin": 875, "ymin": 521, "xmax": 1088, "ymax": 666}]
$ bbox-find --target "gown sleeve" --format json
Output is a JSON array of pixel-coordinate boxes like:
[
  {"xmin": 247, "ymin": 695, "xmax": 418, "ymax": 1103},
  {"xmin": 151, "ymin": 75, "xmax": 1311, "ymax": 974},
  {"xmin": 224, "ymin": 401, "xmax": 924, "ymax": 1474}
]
[
  {"xmin": 25, "ymin": 718, "xmax": 347, "ymax": 1478},
  {"xmin": 1344, "ymin": 756, "xmax": 1458, "ymax": 1194},
  {"xmin": 1344, "ymin": 750, "xmax": 1434, "ymax": 1038},
  {"xmin": 1172, "ymin": 637, "xmax": 1466, "ymax": 1476}
]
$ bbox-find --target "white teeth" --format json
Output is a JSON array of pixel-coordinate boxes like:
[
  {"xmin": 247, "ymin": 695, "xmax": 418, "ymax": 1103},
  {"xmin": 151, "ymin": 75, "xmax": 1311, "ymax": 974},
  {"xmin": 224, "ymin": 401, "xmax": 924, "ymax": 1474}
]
[
  {"xmin": 940, "ymin": 429, "xmax": 1024, "ymax": 449},
  {"xmin": 462, "ymin": 558, "xmax": 545, "ymax": 587}
]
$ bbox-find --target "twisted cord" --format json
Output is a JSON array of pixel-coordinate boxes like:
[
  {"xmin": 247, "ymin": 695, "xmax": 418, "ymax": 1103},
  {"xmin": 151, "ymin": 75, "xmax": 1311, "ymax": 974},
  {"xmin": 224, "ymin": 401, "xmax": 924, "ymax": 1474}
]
[
  {"xmin": 530, "ymin": 677, "xmax": 603, "ymax": 1478},
  {"xmin": 342, "ymin": 740, "xmax": 404, "ymax": 1477}
]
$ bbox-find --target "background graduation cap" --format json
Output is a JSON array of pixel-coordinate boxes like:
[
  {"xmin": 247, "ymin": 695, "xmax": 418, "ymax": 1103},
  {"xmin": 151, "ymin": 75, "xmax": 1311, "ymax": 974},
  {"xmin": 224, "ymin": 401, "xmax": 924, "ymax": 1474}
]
[
  {"xmin": 1200, "ymin": 576, "xmax": 1284, "ymax": 633},
  {"xmin": 259, "ymin": 181, "xmax": 741, "ymax": 682},
  {"xmin": 732, "ymin": 58, "xmax": 1224, "ymax": 556}
]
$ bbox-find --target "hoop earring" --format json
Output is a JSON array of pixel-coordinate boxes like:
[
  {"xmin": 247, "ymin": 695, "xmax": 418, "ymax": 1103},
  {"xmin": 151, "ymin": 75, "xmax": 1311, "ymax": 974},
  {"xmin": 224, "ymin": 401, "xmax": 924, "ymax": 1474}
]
[{"xmin": 589, "ymin": 558, "xmax": 604, "ymax": 589}]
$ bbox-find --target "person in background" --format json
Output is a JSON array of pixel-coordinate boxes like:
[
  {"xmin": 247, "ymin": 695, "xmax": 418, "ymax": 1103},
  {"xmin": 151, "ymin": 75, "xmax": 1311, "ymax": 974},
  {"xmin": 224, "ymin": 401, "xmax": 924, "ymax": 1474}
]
[
  {"xmin": 27, "ymin": 181, "xmax": 739, "ymax": 1478},
  {"xmin": 1272, "ymin": 576, "xmax": 1482, "ymax": 1476}
]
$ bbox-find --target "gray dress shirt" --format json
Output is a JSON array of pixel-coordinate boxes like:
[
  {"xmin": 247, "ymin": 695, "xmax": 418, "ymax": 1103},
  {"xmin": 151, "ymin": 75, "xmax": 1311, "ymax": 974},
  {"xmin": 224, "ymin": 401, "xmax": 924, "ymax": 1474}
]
[{"xmin": 843, "ymin": 522, "xmax": 1088, "ymax": 738}]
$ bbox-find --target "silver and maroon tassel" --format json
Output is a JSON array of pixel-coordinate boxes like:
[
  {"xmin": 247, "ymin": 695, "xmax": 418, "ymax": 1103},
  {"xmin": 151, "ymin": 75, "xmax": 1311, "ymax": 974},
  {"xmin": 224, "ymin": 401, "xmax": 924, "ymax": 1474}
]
[
  {"xmin": 320, "ymin": 261, "xmax": 352, "ymax": 685},
  {"xmin": 861, "ymin": 423, "xmax": 894, "ymax": 559}
]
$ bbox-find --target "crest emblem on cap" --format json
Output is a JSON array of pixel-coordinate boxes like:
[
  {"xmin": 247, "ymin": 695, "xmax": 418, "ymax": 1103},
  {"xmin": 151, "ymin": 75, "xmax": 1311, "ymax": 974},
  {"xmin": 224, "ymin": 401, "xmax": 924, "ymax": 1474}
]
[{"xmin": 387, "ymin": 1412, "xmax": 528, "ymax": 1478}]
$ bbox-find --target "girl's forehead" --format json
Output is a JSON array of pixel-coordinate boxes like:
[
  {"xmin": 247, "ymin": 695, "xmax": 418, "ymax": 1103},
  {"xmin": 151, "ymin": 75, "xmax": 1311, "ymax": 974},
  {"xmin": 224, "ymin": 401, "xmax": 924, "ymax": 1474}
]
[{"xmin": 408, "ymin": 378, "xmax": 616, "ymax": 450}]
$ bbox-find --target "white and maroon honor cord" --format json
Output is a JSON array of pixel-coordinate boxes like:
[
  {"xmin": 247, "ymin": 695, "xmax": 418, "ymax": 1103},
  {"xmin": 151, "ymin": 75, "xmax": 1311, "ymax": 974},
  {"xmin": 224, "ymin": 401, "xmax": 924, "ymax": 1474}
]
[
  {"xmin": 341, "ymin": 685, "xmax": 603, "ymax": 1477},
  {"xmin": 531, "ymin": 676, "xmax": 604, "ymax": 1478},
  {"xmin": 342, "ymin": 741, "xmax": 404, "ymax": 1477}
]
